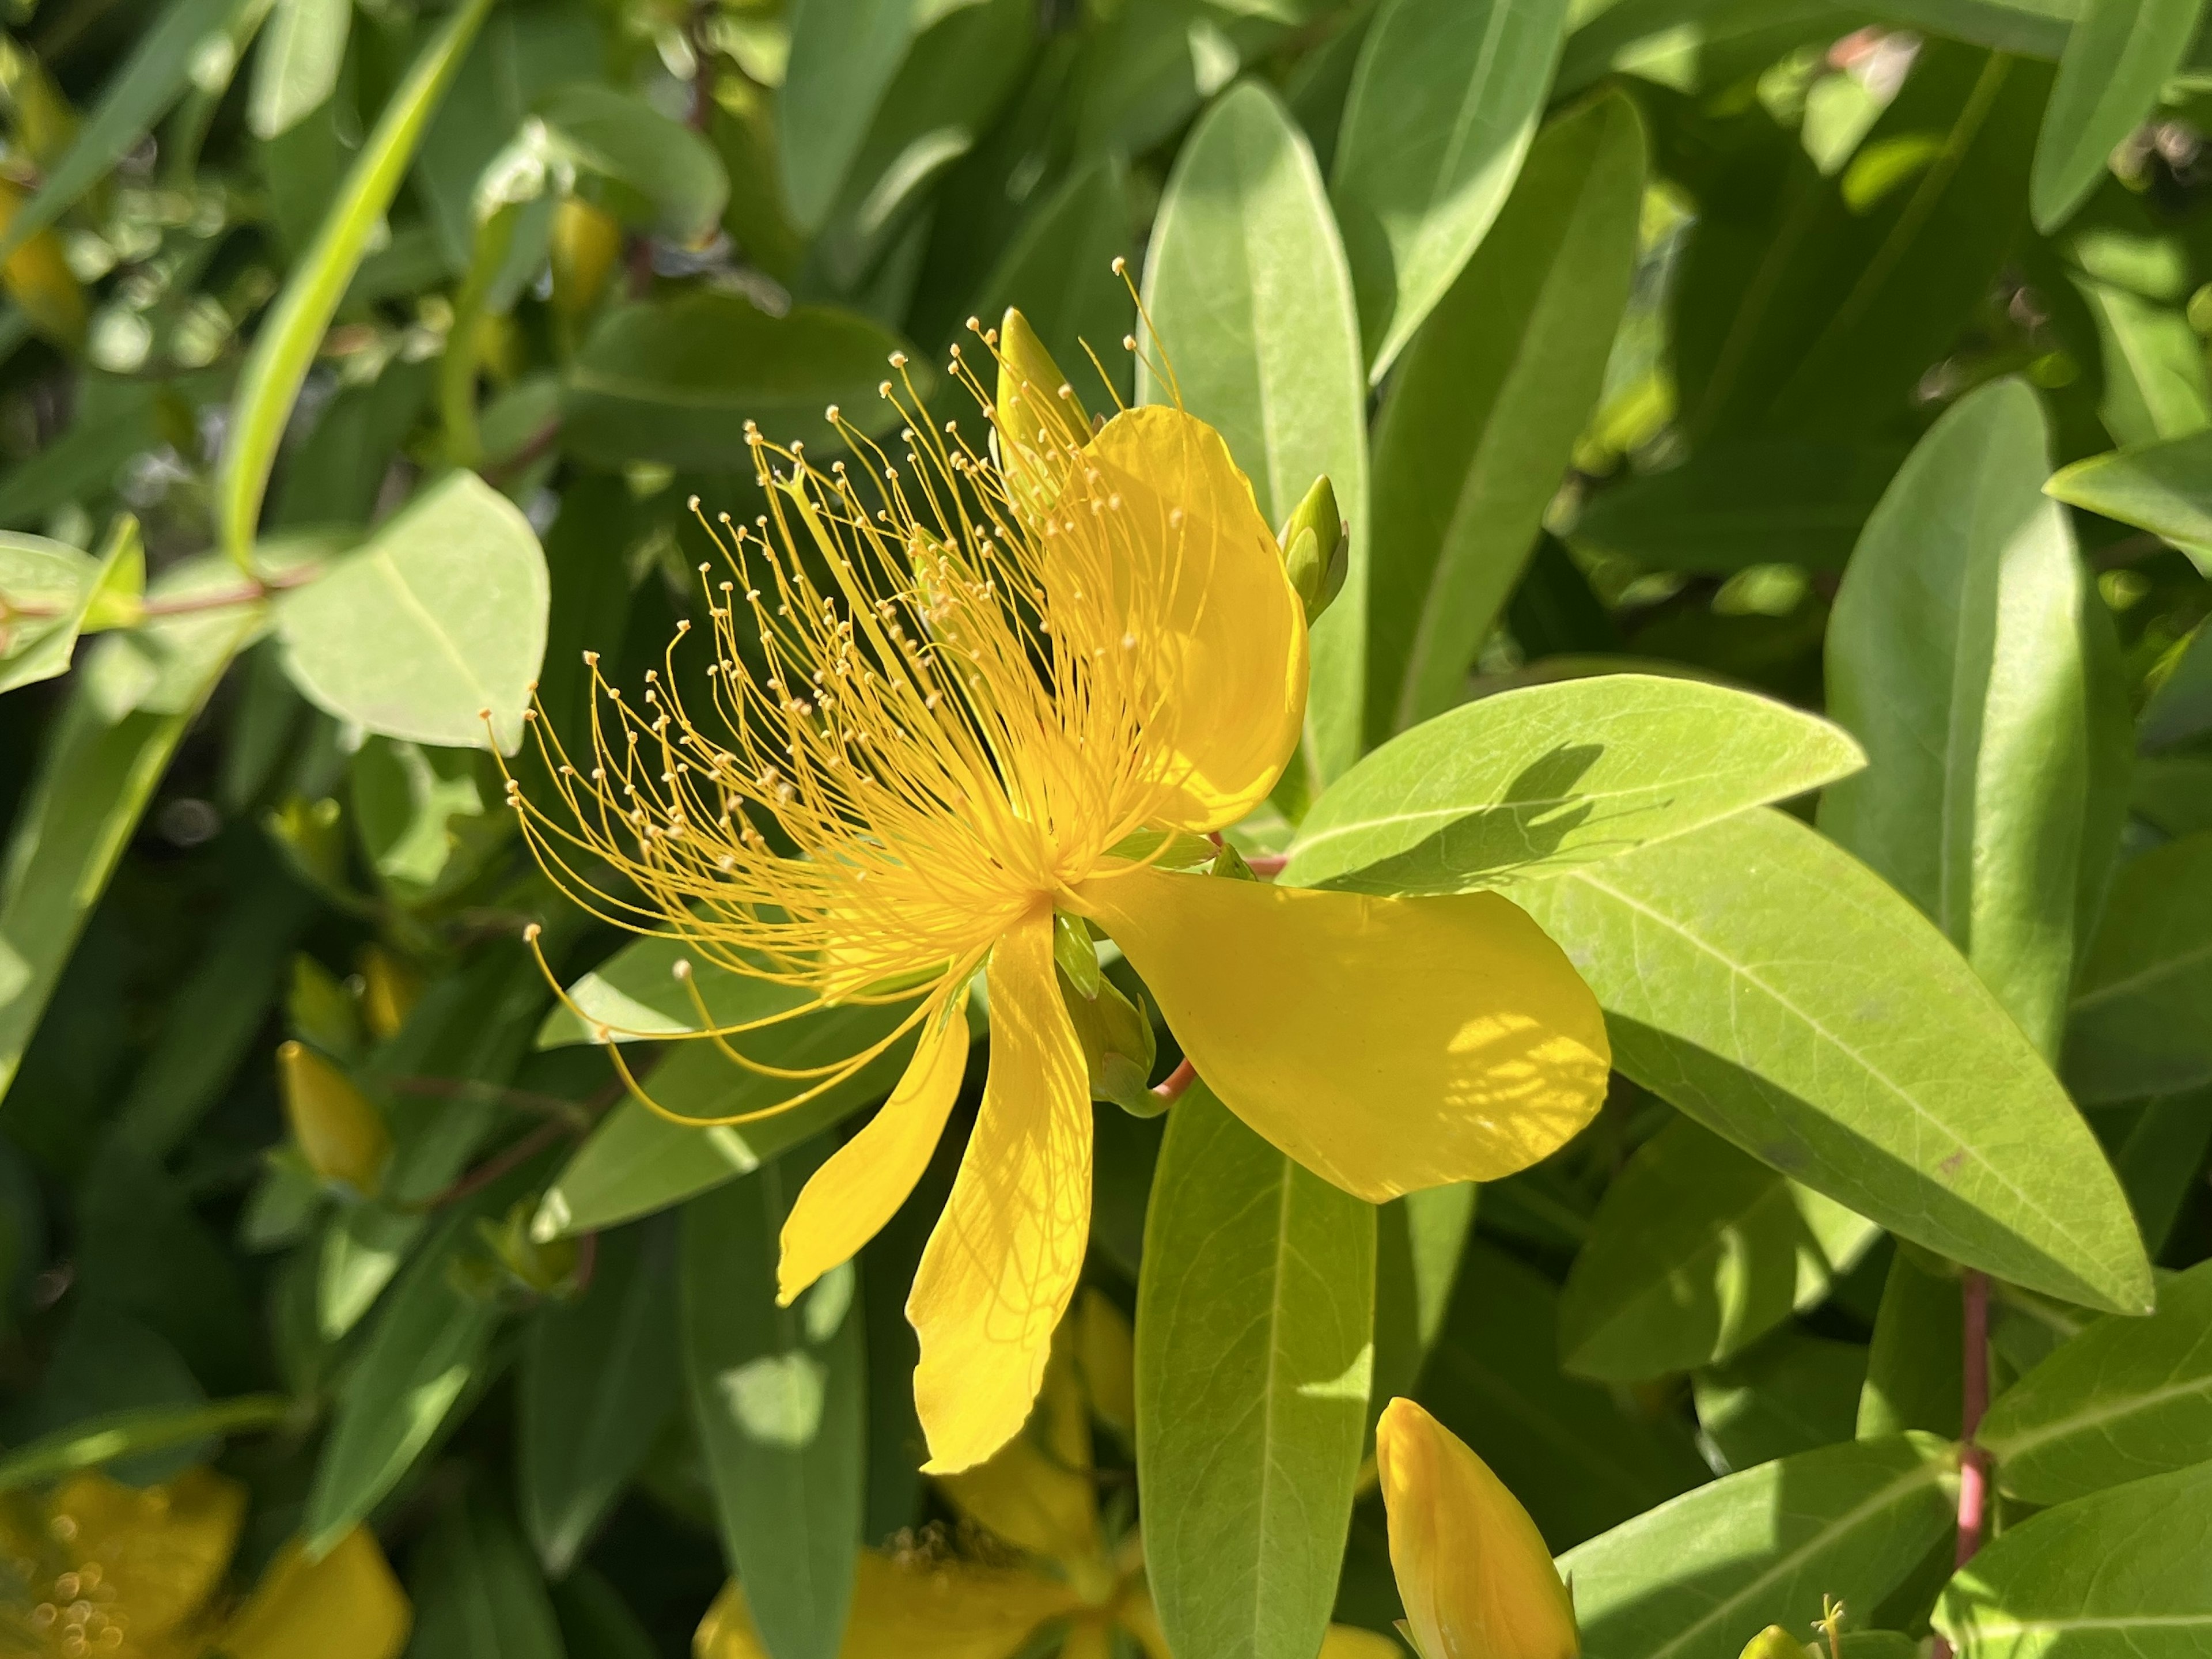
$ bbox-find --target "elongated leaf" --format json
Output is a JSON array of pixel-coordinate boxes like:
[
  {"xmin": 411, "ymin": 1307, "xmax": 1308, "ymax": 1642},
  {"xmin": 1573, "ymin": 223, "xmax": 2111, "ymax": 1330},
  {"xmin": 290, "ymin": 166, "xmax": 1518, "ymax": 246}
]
[
  {"xmin": 2073, "ymin": 275, "xmax": 2212, "ymax": 448},
  {"xmin": 518, "ymin": 1223, "xmax": 681, "ymax": 1574},
  {"xmin": 0, "ymin": 0, "xmax": 245, "ymax": 263},
  {"xmin": 248, "ymin": 0, "xmax": 351, "ymax": 139},
  {"xmin": 1563, "ymin": 1435, "xmax": 1955, "ymax": 1659},
  {"xmin": 682, "ymin": 1143, "xmax": 864, "ymax": 1659},
  {"xmin": 412, "ymin": 1489, "xmax": 566, "ymax": 1659},
  {"xmin": 218, "ymin": 0, "xmax": 498, "ymax": 560},
  {"xmin": 0, "ymin": 528, "xmax": 123, "ymax": 694},
  {"xmin": 1561, "ymin": 1118, "xmax": 1881, "ymax": 1381},
  {"xmin": 777, "ymin": 0, "xmax": 915, "ymax": 233},
  {"xmin": 1282, "ymin": 674, "xmax": 1863, "ymax": 895},
  {"xmin": 0, "ymin": 1395, "xmax": 289, "ymax": 1494},
  {"xmin": 537, "ymin": 933, "xmax": 811, "ymax": 1047},
  {"xmin": 1511, "ymin": 808, "xmax": 2152, "ymax": 1315},
  {"xmin": 1369, "ymin": 1181, "xmax": 1476, "ymax": 1444},
  {"xmin": 1362, "ymin": 88, "xmax": 1645, "ymax": 736},
  {"xmin": 2031, "ymin": 0, "xmax": 2206, "ymax": 233},
  {"xmin": 1694, "ymin": 1330, "xmax": 1870, "ymax": 1473},
  {"xmin": 1822, "ymin": 378, "xmax": 2106, "ymax": 1057},
  {"xmin": 1933, "ymin": 1460, "xmax": 2212, "ymax": 1658},
  {"xmin": 275, "ymin": 469, "xmax": 548, "ymax": 753},
  {"xmin": 561, "ymin": 294, "xmax": 907, "ymax": 471},
  {"xmin": 1978, "ymin": 1258, "xmax": 2212, "ymax": 1504},
  {"xmin": 1330, "ymin": 0, "xmax": 1573, "ymax": 376},
  {"xmin": 536, "ymin": 84, "xmax": 729, "ymax": 241},
  {"xmin": 2046, "ymin": 428, "xmax": 2212, "ymax": 575},
  {"xmin": 2066, "ymin": 834, "xmax": 2212, "ymax": 1103},
  {"xmin": 1139, "ymin": 79, "xmax": 1369, "ymax": 789},
  {"xmin": 1870, "ymin": 0, "xmax": 2075, "ymax": 57},
  {"xmin": 1858, "ymin": 1251, "xmax": 1964, "ymax": 1440},
  {"xmin": 1137, "ymin": 1082, "xmax": 1374, "ymax": 1659},
  {"xmin": 1419, "ymin": 1240, "xmax": 1709, "ymax": 1551},
  {"xmin": 966, "ymin": 155, "xmax": 1136, "ymax": 405}
]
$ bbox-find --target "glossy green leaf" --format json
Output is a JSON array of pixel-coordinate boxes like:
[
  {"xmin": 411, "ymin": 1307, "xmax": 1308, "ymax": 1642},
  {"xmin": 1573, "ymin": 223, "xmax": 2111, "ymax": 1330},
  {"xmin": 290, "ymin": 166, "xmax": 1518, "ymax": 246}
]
[
  {"xmin": 518, "ymin": 1223, "xmax": 681, "ymax": 1574},
  {"xmin": 681, "ymin": 1141, "xmax": 864, "ymax": 1659},
  {"xmin": 1330, "ymin": 0, "xmax": 1574, "ymax": 376},
  {"xmin": 777, "ymin": 0, "xmax": 915, "ymax": 232},
  {"xmin": 1139, "ymin": 78, "xmax": 1369, "ymax": 789},
  {"xmin": 412, "ymin": 1489, "xmax": 567, "ymax": 1659},
  {"xmin": 1858, "ymin": 1251, "xmax": 1964, "ymax": 1440},
  {"xmin": 275, "ymin": 468, "xmax": 549, "ymax": 753},
  {"xmin": 1934, "ymin": 1460, "xmax": 2212, "ymax": 1658},
  {"xmin": 1418, "ymin": 1241, "xmax": 1709, "ymax": 1551},
  {"xmin": 0, "ymin": 528, "xmax": 121, "ymax": 694},
  {"xmin": 1362, "ymin": 88, "xmax": 1645, "ymax": 736},
  {"xmin": 218, "ymin": 0, "xmax": 498, "ymax": 561},
  {"xmin": 2108, "ymin": 1087, "xmax": 2212, "ymax": 1255},
  {"xmin": 562, "ymin": 293, "xmax": 908, "ymax": 471},
  {"xmin": 1561, "ymin": 1118, "xmax": 1881, "ymax": 1381},
  {"xmin": 1558, "ymin": 0, "xmax": 1867, "ymax": 97},
  {"xmin": 2142, "ymin": 622, "xmax": 2212, "ymax": 751},
  {"xmin": 1569, "ymin": 440, "xmax": 1907, "ymax": 575},
  {"xmin": 966, "ymin": 154, "xmax": 1136, "ymax": 406},
  {"xmin": 0, "ymin": 382, "xmax": 161, "ymax": 531},
  {"xmin": 2066, "ymin": 834, "xmax": 2212, "ymax": 1103},
  {"xmin": 551, "ymin": 1568, "xmax": 660, "ymax": 1659},
  {"xmin": 1282, "ymin": 674, "xmax": 1863, "ymax": 895},
  {"xmin": 1368, "ymin": 1181, "xmax": 1477, "ymax": 1445},
  {"xmin": 0, "ymin": 0, "xmax": 246, "ymax": 263},
  {"xmin": 536, "ymin": 83, "xmax": 729, "ymax": 240},
  {"xmin": 2046, "ymin": 429, "xmax": 2212, "ymax": 577},
  {"xmin": 1694, "ymin": 1330, "xmax": 1869, "ymax": 1472},
  {"xmin": 1562, "ymin": 1435, "xmax": 1956, "ymax": 1659},
  {"xmin": 247, "ymin": 0, "xmax": 350, "ymax": 139},
  {"xmin": 2031, "ymin": 0, "xmax": 2206, "ymax": 233},
  {"xmin": 536, "ymin": 931, "xmax": 811, "ymax": 1047},
  {"xmin": 1822, "ymin": 378, "xmax": 2108, "ymax": 1058},
  {"xmin": 1137, "ymin": 1082, "xmax": 1374, "ymax": 1659},
  {"xmin": 1512, "ymin": 808, "xmax": 2153, "ymax": 1315},
  {"xmin": 1978, "ymin": 1258, "xmax": 2212, "ymax": 1504}
]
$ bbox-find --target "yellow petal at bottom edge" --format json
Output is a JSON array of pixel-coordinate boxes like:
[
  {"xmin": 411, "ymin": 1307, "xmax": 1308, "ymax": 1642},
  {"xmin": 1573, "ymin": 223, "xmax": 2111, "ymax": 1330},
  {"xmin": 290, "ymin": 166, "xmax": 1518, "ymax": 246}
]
[
  {"xmin": 39, "ymin": 1466, "xmax": 245, "ymax": 1647},
  {"xmin": 779, "ymin": 1000, "xmax": 971, "ymax": 1303},
  {"xmin": 1075, "ymin": 865, "xmax": 1610, "ymax": 1201},
  {"xmin": 218, "ymin": 1528, "xmax": 412, "ymax": 1659},
  {"xmin": 694, "ymin": 1553, "xmax": 1080, "ymax": 1659},
  {"xmin": 907, "ymin": 907, "xmax": 1092, "ymax": 1473},
  {"xmin": 1376, "ymin": 1397, "xmax": 1578, "ymax": 1659}
]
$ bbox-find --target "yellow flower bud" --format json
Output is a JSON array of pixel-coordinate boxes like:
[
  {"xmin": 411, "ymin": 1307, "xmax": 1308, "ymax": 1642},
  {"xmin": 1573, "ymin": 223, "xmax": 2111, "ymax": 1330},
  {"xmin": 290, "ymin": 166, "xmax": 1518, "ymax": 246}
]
[
  {"xmin": 1738, "ymin": 1627, "xmax": 1806, "ymax": 1659},
  {"xmin": 0, "ymin": 179, "xmax": 85, "ymax": 349},
  {"xmin": 277, "ymin": 1041, "xmax": 393, "ymax": 1197},
  {"xmin": 1376, "ymin": 1397, "xmax": 1578, "ymax": 1659},
  {"xmin": 994, "ymin": 306, "xmax": 1091, "ymax": 518},
  {"xmin": 550, "ymin": 195, "xmax": 623, "ymax": 324},
  {"xmin": 358, "ymin": 946, "xmax": 422, "ymax": 1040}
]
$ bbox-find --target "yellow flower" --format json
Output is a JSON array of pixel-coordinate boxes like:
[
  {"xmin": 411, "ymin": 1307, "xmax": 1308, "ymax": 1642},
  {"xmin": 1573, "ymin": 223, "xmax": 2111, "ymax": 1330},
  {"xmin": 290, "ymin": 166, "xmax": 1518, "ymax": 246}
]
[
  {"xmin": 510, "ymin": 308, "xmax": 1611, "ymax": 1471},
  {"xmin": 0, "ymin": 1467, "xmax": 410, "ymax": 1659},
  {"xmin": 694, "ymin": 1293, "xmax": 1400, "ymax": 1659},
  {"xmin": 1375, "ymin": 1399, "xmax": 1577, "ymax": 1659}
]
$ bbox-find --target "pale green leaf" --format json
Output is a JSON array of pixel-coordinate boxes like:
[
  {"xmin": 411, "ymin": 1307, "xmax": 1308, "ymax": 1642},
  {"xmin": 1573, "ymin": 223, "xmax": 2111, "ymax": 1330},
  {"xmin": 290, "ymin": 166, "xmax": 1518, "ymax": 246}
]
[
  {"xmin": 2031, "ymin": 0, "xmax": 2206, "ymax": 233},
  {"xmin": 2046, "ymin": 428, "xmax": 2212, "ymax": 578},
  {"xmin": 0, "ymin": 1395, "xmax": 289, "ymax": 1494},
  {"xmin": 777, "ymin": 0, "xmax": 915, "ymax": 232},
  {"xmin": 247, "ymin": 0, "xmax": 351, "ymax": 139},
  {"xmin": 536, "ymin": 83, "xmax": 729, "ymax": 240}
]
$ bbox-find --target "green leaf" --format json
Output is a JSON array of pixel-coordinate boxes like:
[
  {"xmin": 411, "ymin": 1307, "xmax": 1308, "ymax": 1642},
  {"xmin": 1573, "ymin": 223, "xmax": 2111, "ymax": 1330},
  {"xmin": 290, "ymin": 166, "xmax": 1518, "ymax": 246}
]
[
  {"xmin": 0, "ymin": 381, "xmax": 161, "ymax": 531},
  {"xmin": 2071, "ymin": 275, "xmax": 2212, "ymax": 447},
  {"xmin": 1569, "ymin": 440, "xmax": 1907, "ymax": 575},
  {"xmin": 0, "ymin": 0, "xmax": 248, "ymax": 264},
  {"xmin": 1933, "ymin": 1460, "xmax": 2212, "ymax": 1658},
  {"xmin": 1511, "ymin": 808, "xmax": 2153, "ymax": 1315},
  {"xmin": 1418, "ymin": 1241, "xmax": 1710, "ymax": 1550},
  {"xmin": 552, "ymin": 1568, "xmax": 661, "ymax": 1659},
  {"xmin": 536, "ymin": 84, "xmax": 729, "ymax": 241},
  {"xmin": 1694, "ymin": 1329, "xmax": 1869, "ymax": 1472},
  {"xmin": 777, "ymin": 0, "xmax": 915, "ymax": 233},
  {"xmin": 0, "ymin": 528, "xmax": 115, "ymax": 694},
  {"xmin": 681, "ymin": 1141, "xmax": 864, "ymax": 1659},
  {"xmin": 561, "ymin": 293, "xmax": 909, "ymax": 471},
  {"xmin": 2066, "ymin": 834, "xmax": 2212, "ymax": 1103},
  {"xmin": 2142, "ymin": 622, "xmax": 2212, "ymax": 751},
  {"xmin": 536, "ymin": 931, "xmax": 812, "ymax": 1047},
  {"xmin": 275, "ymin": 468, "xmax": 549, "ymax": 753},
  {"xmin": 1558, "ymin": 0, "xmax": 1868, "ymax": 97},
  {"xmin": 966, "ymin": 154, "xmax": 1137, "ymax": 407},
  {"xmin": 1822, "ymin": 378, "xmax": 2107, "ymax": 1058},
  {"xmin": 1858, "ymin": 1251, "xmax": 1964, "ymax": 1440},
  {"xmin": 2031, "ymin": 0, "xmax": 2207, "ymax": 233},
  {"xmin": 1330, "ymin": 0, "xmax": 1574, "ymax": 376},
  {"xmin": 1977, "ymin": 1258, "xmax": 2212, "ymax": 1505},
  {"xmin": 518, "ymin": 1222, "xmax": 682, "ymax": 1574},
  {"xmin": 218, "ymin": 0, "xmax": 499, "ymax": 562},
  {"xmin": 1362, "ymin": 88, "xmax": 1645, "ymax": 737},
  {"xmin": 1137, "ymin": 1082, "xmax": 1374, "ymax": 1659},
  {"xmin": 1139, "ymin": 78, "xmax": 1369, "ymax": 789},
  {"xmin": 0, "ymin": 1395, "xmax": 290, "ymax": 1494},
  {"xmin": 0, "ymin": 579, "xmax": 256, "ymax": 1105},
  {"xmin": 2108, "ymin": 1086, "xmax": 2212, "ymax": 1255},
  {"xmin": 1561, "ymin": 1118, "xmax": 1881, "ymax": 1381},
  {"xmin": 1368, "ymin": 1182, "xmax": 1476, "ymax": 1445},
  {"xmin": 1562, "ymin": 1435, "xmax": 1957, "ymax": 1659},
  {"xmin": 247, "ymin": 0, "xmax": 350, "ymax": 139},
  {"xmin": 1869, "ymin": 0, "xmax": 2075, "ymax": 57},
  {"xmin": 411, "ymin": 1489, "xmax": 567, "ymax": 1659},
  {"xmin": 2046, "ymin": 429, "xmax": 2212, "ymax": 577},
  {"xmin": 1281, "ymin": 674, "xmax": 1863, "ymax": 895}
]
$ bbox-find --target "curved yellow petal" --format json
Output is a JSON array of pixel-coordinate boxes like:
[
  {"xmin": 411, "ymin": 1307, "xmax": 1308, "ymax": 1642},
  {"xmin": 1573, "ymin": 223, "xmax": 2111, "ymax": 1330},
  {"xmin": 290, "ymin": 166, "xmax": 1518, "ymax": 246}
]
[
  {"xmin": 219, "ymin": 1528, "xmax": 412, "ymax": 1659},
  {"xmin": 1075, "ymin": 866, "xmax": 1609, "ymax": 1200},
  {"xmin": 695, "ymin": 1553, "xmax": 1078, "ymax": 1659},
  {"xmin": 935, "ymin": 1339, "xmax": 1105, "ymax": 1582},
  {"xmin": 908, "ymin": 907, "xmax": 1092, "ymax": 1473},
  {"xmin": 1073, "ymin": 405, "xmax": 1306, "ymax": 832},
  {"xmin": 1376, "ymin": 1397, "xmax": 1578, "ymax": 1659},
  {"xmin": 779, "ymin": 1000, "xmax": 971, "ymax": 1303},
  {"xmin": 44, "ymin": 1466, "xmax": 245, "ymax": 1646}
]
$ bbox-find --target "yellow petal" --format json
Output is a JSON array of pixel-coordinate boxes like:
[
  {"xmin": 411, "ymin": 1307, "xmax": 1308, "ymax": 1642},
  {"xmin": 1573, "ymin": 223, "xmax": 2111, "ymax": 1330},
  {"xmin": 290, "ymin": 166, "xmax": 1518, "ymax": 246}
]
[
  {"xmin": 908, "ymin": 907, "xmax": 1092, "ymax": 1472},
  {"xmin": 278, "ymin": 1040, "xmax": 393, "ymax": 1196},
  {"xmin": 779, "ymin": 1001, "xmax": 971, "ymax": 1303},
  {"xmin": 46, "ymin": 1465, "xmax": 246, "ymax": 1645},
  {"xmin": 935, "ymin": 1338, "xmax": 1104, "ymax": 1581},
  {"xmin": 1323, "ymin": 1626, "xmax": 1409, "ymax": 1659},
  {"xmin": 1060, "ymin": 1623, "xmax": 1116, "ymax": 1659},
  {"xmin": 694, "ymin": 1552, "xmax": 1079, "ymax": 1659},
  {"xmin": 1113, "ymin": 1586, "xmax": 1175, "ymax": 1659},
  {"xmin": 1075, "ymin": 867, "xmax": 1611, "ymax": 1200},
  {"xmin": 1071, "ymin": 1287, "xmax": 1135, "ymax": 1443},
  {"xmin": 1376, "ymin": 1398, "xmax": 1578, "ymax": 1659},
  {"xmin": 1738, "ymin": 1628, "xmax": 1807, "ymax": 1659},
  {"xmin": 219, "ymin": 1528, "xmax": 412, "ymax": 1659},
  {"xmin": 1074, "ymin": 406, "xmax": 1306, "ymax": 832}
]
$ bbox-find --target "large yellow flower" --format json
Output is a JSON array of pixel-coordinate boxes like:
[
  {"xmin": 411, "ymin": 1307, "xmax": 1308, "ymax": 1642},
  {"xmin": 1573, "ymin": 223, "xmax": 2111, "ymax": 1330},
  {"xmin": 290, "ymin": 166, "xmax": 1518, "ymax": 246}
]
[{"xmin": 511, "ymin": 311, "xmax": 1611, "ymax": 1472}]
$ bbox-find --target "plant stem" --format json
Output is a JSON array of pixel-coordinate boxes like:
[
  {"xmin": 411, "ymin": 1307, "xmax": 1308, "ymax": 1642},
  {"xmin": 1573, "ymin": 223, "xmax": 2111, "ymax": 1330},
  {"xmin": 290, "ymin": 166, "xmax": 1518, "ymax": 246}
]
[{"xmin": 1957, "ymin": 1268, "xmax": 1991, "ymax": 1565}]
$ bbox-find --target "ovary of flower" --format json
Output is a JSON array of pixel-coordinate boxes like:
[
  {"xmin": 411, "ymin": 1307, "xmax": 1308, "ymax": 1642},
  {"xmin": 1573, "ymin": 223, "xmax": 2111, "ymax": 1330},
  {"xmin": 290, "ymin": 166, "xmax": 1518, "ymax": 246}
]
[{"xmin": 505, "ymin": 317, "xmax": 1612, "ymax": 1475}]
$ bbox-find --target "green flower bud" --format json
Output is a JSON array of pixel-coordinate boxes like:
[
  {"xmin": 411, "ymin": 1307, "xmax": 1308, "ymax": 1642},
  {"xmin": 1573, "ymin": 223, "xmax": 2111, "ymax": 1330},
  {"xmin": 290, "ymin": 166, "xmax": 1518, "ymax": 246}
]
[{"xmin": 1280, "ymin": 474, "xmax": 1347, "ymax": 624}]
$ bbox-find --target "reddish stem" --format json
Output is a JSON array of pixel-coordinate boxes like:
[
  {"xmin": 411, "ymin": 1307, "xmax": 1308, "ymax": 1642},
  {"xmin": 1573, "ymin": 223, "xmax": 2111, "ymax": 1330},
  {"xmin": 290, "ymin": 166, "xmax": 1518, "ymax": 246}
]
[
  {"xmin": 1245, "ymin": 852, "xmax": 1287, "ymax": 876},
  {"xmin": 1956, "ymin": 1269, "xmax": 1992, "ymax": 1565},
  {"xmin": 1151, "ymin": 1057, "xmax": 1196, "ymax": 1102},
  {"xmin": 422, "ymin": 1117, "xmax": 571, "ymax": 1210}
]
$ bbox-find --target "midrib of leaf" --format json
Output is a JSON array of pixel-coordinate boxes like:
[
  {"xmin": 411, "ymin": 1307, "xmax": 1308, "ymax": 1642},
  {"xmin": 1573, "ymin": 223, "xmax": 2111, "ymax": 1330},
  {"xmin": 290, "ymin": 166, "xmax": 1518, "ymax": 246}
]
[
  {"xmin": 2072, "ymin": 934, "xmax": 2212, "ymax": 1009},
  {"xmin": 370, "ymin": 548, "xmax": 496, "ymax": 708},
  {"xmin": 1247, "ymin": 1156, "xmax": 1297, "ymax": 1652},
  {"xmin": 1986, "ymin": 1361, "xmax": 2212, "ymax": 1462}
]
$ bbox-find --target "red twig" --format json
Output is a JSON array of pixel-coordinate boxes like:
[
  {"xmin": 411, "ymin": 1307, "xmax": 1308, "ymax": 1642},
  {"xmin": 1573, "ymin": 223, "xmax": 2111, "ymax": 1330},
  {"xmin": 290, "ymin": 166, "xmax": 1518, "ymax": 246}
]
[
  {"xmin": 1152, "ymin": 1057, "xmax": 1196, "ymax": 1102},
  {"xmin": 1246, "ymin": 852, "xmax": 1287, "ymax": 876},
  {"xmin": 1956, "ymin": 1270, "xmax": 1992, "ymax": 1565},
  {"xmin": 422, "ymin": 1118, "xmax": 570, "ymax": 1210}
]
